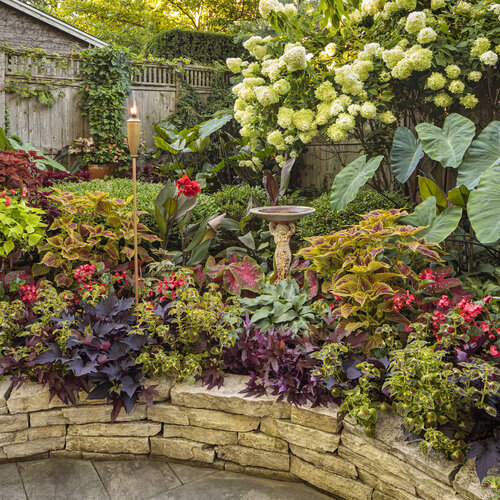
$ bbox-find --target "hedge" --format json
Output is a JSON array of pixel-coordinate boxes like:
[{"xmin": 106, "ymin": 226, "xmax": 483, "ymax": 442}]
[{"xmin": 145, "ymin": 29, "xmax": 244, "ymax": 65}]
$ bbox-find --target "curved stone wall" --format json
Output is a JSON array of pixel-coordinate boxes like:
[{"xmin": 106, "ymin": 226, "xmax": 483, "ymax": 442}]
[{"xmin": 0, "ymin": 374, "xmax": 487, "ymax": 500}]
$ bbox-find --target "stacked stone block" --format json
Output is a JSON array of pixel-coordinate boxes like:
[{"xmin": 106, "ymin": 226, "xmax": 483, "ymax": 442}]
[{"xmin": 0, "ymin": 375, "xmax": 489, "ymax": 499}]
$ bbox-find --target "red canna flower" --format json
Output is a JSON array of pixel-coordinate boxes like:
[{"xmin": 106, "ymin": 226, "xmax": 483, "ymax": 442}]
[{"xmin": 176, "ymin": 174, "xmax": 201, "ymax": 197}]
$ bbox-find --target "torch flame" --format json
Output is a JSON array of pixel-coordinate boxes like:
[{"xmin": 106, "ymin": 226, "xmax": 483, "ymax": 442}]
[{"xmin": 130, "ymin": 102, "xmax": 137, "ymax": 116}]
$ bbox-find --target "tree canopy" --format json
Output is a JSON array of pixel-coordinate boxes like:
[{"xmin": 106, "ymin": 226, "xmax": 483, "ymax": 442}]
[{"xmin": 22, "ymin": 0, "xmax": 260, "ymax": 52}]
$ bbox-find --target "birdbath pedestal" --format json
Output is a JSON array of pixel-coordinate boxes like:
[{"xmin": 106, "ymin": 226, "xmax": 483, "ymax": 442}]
[{"xmin": 250, "ymin": 206, "xmax": 315, "ymax": 283}]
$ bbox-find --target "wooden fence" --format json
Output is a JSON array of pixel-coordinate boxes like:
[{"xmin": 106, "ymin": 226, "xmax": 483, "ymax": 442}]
[
  {"xmin": 0, "ymin": 51, "xmax": 219, "ymax": 151},
  {"xmin": 0, "ymin": 50, "xmax": 361, "ymax": 191}
]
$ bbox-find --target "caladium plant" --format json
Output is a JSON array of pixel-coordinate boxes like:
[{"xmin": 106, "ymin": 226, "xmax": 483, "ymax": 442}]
[{"xmin": 197, "ymin": 253, "xmax": 265, "ymax": 296}]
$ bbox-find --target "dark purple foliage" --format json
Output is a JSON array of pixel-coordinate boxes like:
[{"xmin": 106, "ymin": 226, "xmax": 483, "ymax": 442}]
[
  {"xmin": 223, "ymin": 314, "xmax": 333, "ymax": 407},
  {"xmin": 39, "ymin": 170, "xmax": 90, "ymax": 187},
  {"xmin": 466, "ymin": 436, "xmax": 500, "ymax": 481}
]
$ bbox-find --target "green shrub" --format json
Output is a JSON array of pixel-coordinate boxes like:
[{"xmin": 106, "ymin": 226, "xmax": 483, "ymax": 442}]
[
  {"xmin": 145, "ymin": 29, "xmax": 244, "ymax": 65},
  {"xmin": 57, "ymin": 178, "xmax": 163, "ymax": 236},
  {"xmin": 295, "ymin": 189, "xmax": 410, "ymax": 241}
]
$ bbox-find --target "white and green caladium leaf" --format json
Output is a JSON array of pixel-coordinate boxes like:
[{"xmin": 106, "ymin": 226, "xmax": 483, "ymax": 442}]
[
  {"xmin": 415, "ymin": 113, "xmax": 475, "ymax": 168},
  {"xmin": 457, "ymin": 121, "xmax": 500, "ymax": 189},
  {"xmin": 467, "ymin": 164, "xmax": 500, "ymax": 244},
  {"xmin": 330, "ymin": 155, "xmax": 383, "ymax": 212},
  {"xmin": 390, "ymin": 126, "xmax": 424, "ymax": 183}
]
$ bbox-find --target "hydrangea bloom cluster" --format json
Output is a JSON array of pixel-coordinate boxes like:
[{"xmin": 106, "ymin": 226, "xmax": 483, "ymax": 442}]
[{"xmin": 228, "ymin": 0, "xmax": 500, "ymax": 160}]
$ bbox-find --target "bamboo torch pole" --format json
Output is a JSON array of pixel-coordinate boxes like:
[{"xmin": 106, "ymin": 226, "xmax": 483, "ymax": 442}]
[{"xmin": 127, "ymin": 102, "xmax": 141, "ymax": 306}]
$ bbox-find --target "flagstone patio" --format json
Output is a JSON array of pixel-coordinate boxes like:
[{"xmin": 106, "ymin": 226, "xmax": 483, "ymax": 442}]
[{"xmin": 0, "ymin": 459, "xmax": 332, "ymax": 500}]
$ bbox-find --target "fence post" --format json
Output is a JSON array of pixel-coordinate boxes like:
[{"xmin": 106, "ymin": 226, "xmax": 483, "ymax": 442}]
[{"xmin": 0, "ymin": 51, "xmax": 6, "ymax": 130}]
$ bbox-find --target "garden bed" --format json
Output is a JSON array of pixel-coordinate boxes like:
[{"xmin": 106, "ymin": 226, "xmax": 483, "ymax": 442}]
[{"xmin": 0, "ymin": 374, "xmax": 486, "ymax": 500}]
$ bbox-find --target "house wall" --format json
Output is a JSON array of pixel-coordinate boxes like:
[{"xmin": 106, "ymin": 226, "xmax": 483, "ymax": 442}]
[{"xmin": 0, "ymin": 3, "xmax": 89, "ymax": 53}]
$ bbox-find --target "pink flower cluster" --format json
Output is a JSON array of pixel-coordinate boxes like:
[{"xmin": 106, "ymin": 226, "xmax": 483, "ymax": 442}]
[
  {"xmin": 0, "ymin": 187, "xmax": 27, "ymax": 207},
  {"xmin": 74, "ymin": 264, "xmax": 97, "ymax": 284},
  {"xmin": 19, "ymin": 284, "xmax": 37, "ymax": 303},
  {"xmin": 392, "ymin": 290, "xmax": 416, "ymax": 312},
  {"xmin": 155, "ymin": 273, "xmax": 185, "ymax": 301}
]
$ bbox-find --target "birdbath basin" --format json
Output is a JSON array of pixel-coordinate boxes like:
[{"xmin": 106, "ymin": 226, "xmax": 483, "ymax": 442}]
[
  {"xmin": 250, "ymin": 205, "xmax": 315, "ymax": 223},
  {"xmin": 250, "ymin": 205, "xmax": 315, "ymax": 283}
]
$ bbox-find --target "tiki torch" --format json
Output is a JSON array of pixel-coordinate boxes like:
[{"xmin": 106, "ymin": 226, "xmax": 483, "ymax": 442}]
[{"xmin": 127, "ymin": 101, "xmax": 141, "ymax": 306}]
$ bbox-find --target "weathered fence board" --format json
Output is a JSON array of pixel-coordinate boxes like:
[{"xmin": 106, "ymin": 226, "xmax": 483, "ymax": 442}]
[{"xmin": 0, "ymin": 51, "xmax": 218, "ymax": 150}]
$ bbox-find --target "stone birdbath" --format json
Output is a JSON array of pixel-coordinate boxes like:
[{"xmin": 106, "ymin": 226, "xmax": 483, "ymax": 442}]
[{"xmin": 250, "ymin": 206, "xmax": 315, "ymax": 283}]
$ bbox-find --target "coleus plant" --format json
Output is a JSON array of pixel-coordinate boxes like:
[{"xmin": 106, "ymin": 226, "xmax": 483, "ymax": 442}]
[
  {"xmin": 298, "ymin": 210, "xmax": 442, "ymax": 351},
  {"xmin": 36, "ymin": 189, "xmax": 159, "ymax": 287}
]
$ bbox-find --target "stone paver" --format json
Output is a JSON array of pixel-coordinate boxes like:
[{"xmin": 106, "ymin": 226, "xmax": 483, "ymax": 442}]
[
  {"xmin": 0, "ymin": 463, "xmax": 26, "ymax": 500},
  {"xmin": 93, "ymin": 460, "xmax": 181, "ymax": 500},
  {"xmin": 17, "ymin": 459, "xmax": 109, "ymax": 500},
  {"xmin": 151, "ymin": 470, "xmax": 333, "ymax": 500},
  {"xmin": 0, "ymin": 458, "xmax": 333, "ymax": 499}
]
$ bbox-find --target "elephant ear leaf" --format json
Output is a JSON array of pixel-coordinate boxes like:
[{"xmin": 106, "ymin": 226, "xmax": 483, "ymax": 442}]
[
  {"xmin": 416, "ymin": 113, "xmax": 475, "ymax": 168},
  {"xmin": 330, "ymin": 155, "xmax": 383, "ymax": 212},
  {"xmin": 457, "ymin": 121, "xmax": 500, "ymax": 190},
  {"xmin": 418, "ymin": 176, "xmax": 448, "ymax": 211},
  {"xmin": 390, "ymin": 126, "xmax": 424, "ymax": 183},
  {"xmin": 468, "ymin": 165, "xmax": 500, "ymax": 244},
  {"xmin": 401, "ymin": 196, "xmax": 437, "ymax": 228},
  {"xmin": 421, "ymin": 206, "xmax": 462, "ymax": 243}
]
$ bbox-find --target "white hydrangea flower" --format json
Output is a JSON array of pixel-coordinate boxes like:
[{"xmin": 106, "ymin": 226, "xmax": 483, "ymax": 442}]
[
  {"xmin": 330, "ymin": 101, "xmax": 344, "ymax": 116},
  {"xmin": 326, "ymin": 124, "xmax": 347, "ymax": 141},
  {"xmin": 292, "ymin": 109, "xmax": 315, "ymax": 131},
  {"xmin": 348, "ymin": 104, "xmax": 361, "ymax": 116},
  {"xmin": 351, "ymin": 9, "xmax": 363, "ymax": 23},
  {"xmin": 281, "ymin": 46, "xmax": 307, "ymax": 72},
  {"xmin": 284, "ymin": 135, "xmax": 296, "ymax": 145},
  {"xmin": 445, "ymin": 65, "xmax": 460, "ymax": 78},
  {"xmin": 391, "ymin": 58, "xmax": 413, "ymax": 79},
  {"xmin": 417, "ymin": 27, "xmax": 437, "ymax": 44},
  {"xmin": 273, "ymin": 79, "xmax": 291, "ymax": 95},
  {"xmin": 242, "ymin": 62, "xmax": 261, "ymax": 77},
  {"xmin": 449, "ymin": 80, "xmax": 465, "ymax": 94},
  {"xmin": 299, "ymin": 129, "xmax": 318, "ymax": 144},
  {"xmin": 427, "ymin": 72, "xmax": 446, "ymax": 90},
  {"xmin": 277, "ymin": 107, "xmax": 294, "ymax": 128},
  {"xmin": 267, "ymin": 130, "xmax": 286, "ymax": 150},
  {"xmin": 378, "ymin": 110, "xmax": 396, "ymax": 124},
  {"xmin": 360, "ymin": 102, "xmax": 377, "ymax": 119},
  {"xmin": 489, "ymin": 4, "xmax": 500, "ymax": 14},
  {"xmin": 315, "ymin": 102, "xmax": 334, "ymax": 125},
  {"xmin": 324, "ymin": 43, "xmax": 337, "ymax": 57},
  {"xmin": 226, "ymin": 58, "xmax": 243, "ymax": 73},
  {"xmin": 259, "ymin": 0, "xmax": 281, "ymax": 18},
  {"xmin": 314, "ymin": 81, "xmax": 337, "ymax": 101},
  {"xmin": 382, "ymin": 1, "xmax": 398, "ymax": 18},
  {"xmin": 283, "ymin": 4, "xmax": 297, "ymax": 18},
  {"xmin": 467, "ymin": 71, "xmax": 482, "ymax": 82},
  {"xmin": 352, "ymin": 60, "xmax": 374, "ymax": 81},
  {"xmin": 459, "ymin": 93, "xmax": 479, "ymax": 109},
  {"xmin": 480, "ymin": 50, "xmax": 498, "ymax": 65},
  {"xmin": 405, "ymin": 12, "xmax": 426, "ymax": 33},
  {"xmin": 434, "ymin": 92, "xmax": 453, "ymax": 107},
  {"xmin": 361, "ymin": 0, "xmax": 379, "ymax": 16},
  {"xmin": 254, "ymin": 86, "xmax": 280, "ymax": 106},
  {"xmin": 382, "ymin": 47, "xmax": 405, "ymax": 69},
  {"xmin": 336, "ymin": 113, "xmax": 356, "ymax": 131},
  {"xmin": 396, "ymin": 0, "xmax": 417, "ymax": 11},
  {"xmin": 431, "ymin": 0, "xmax": 445, "ymax": 9},
  {"xmin": 471, "ymin": 37, "xmax": 491, "ymax": 57},
  {"xmin": 455, "ymin": 1, "xmax": 471, "ymax": 13},
  {"xmin": 234, "ymin": 98, "xmax": 247, "ymax": 112},
  {"xmin": 334, "ymin": 65, "xmax": 364, "ymax": 96}
]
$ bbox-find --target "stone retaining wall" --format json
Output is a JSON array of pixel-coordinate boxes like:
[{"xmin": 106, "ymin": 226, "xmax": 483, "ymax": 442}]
[{"xmin": 0, "ymin": 374, "xmax": 487, "ymax": 500}]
